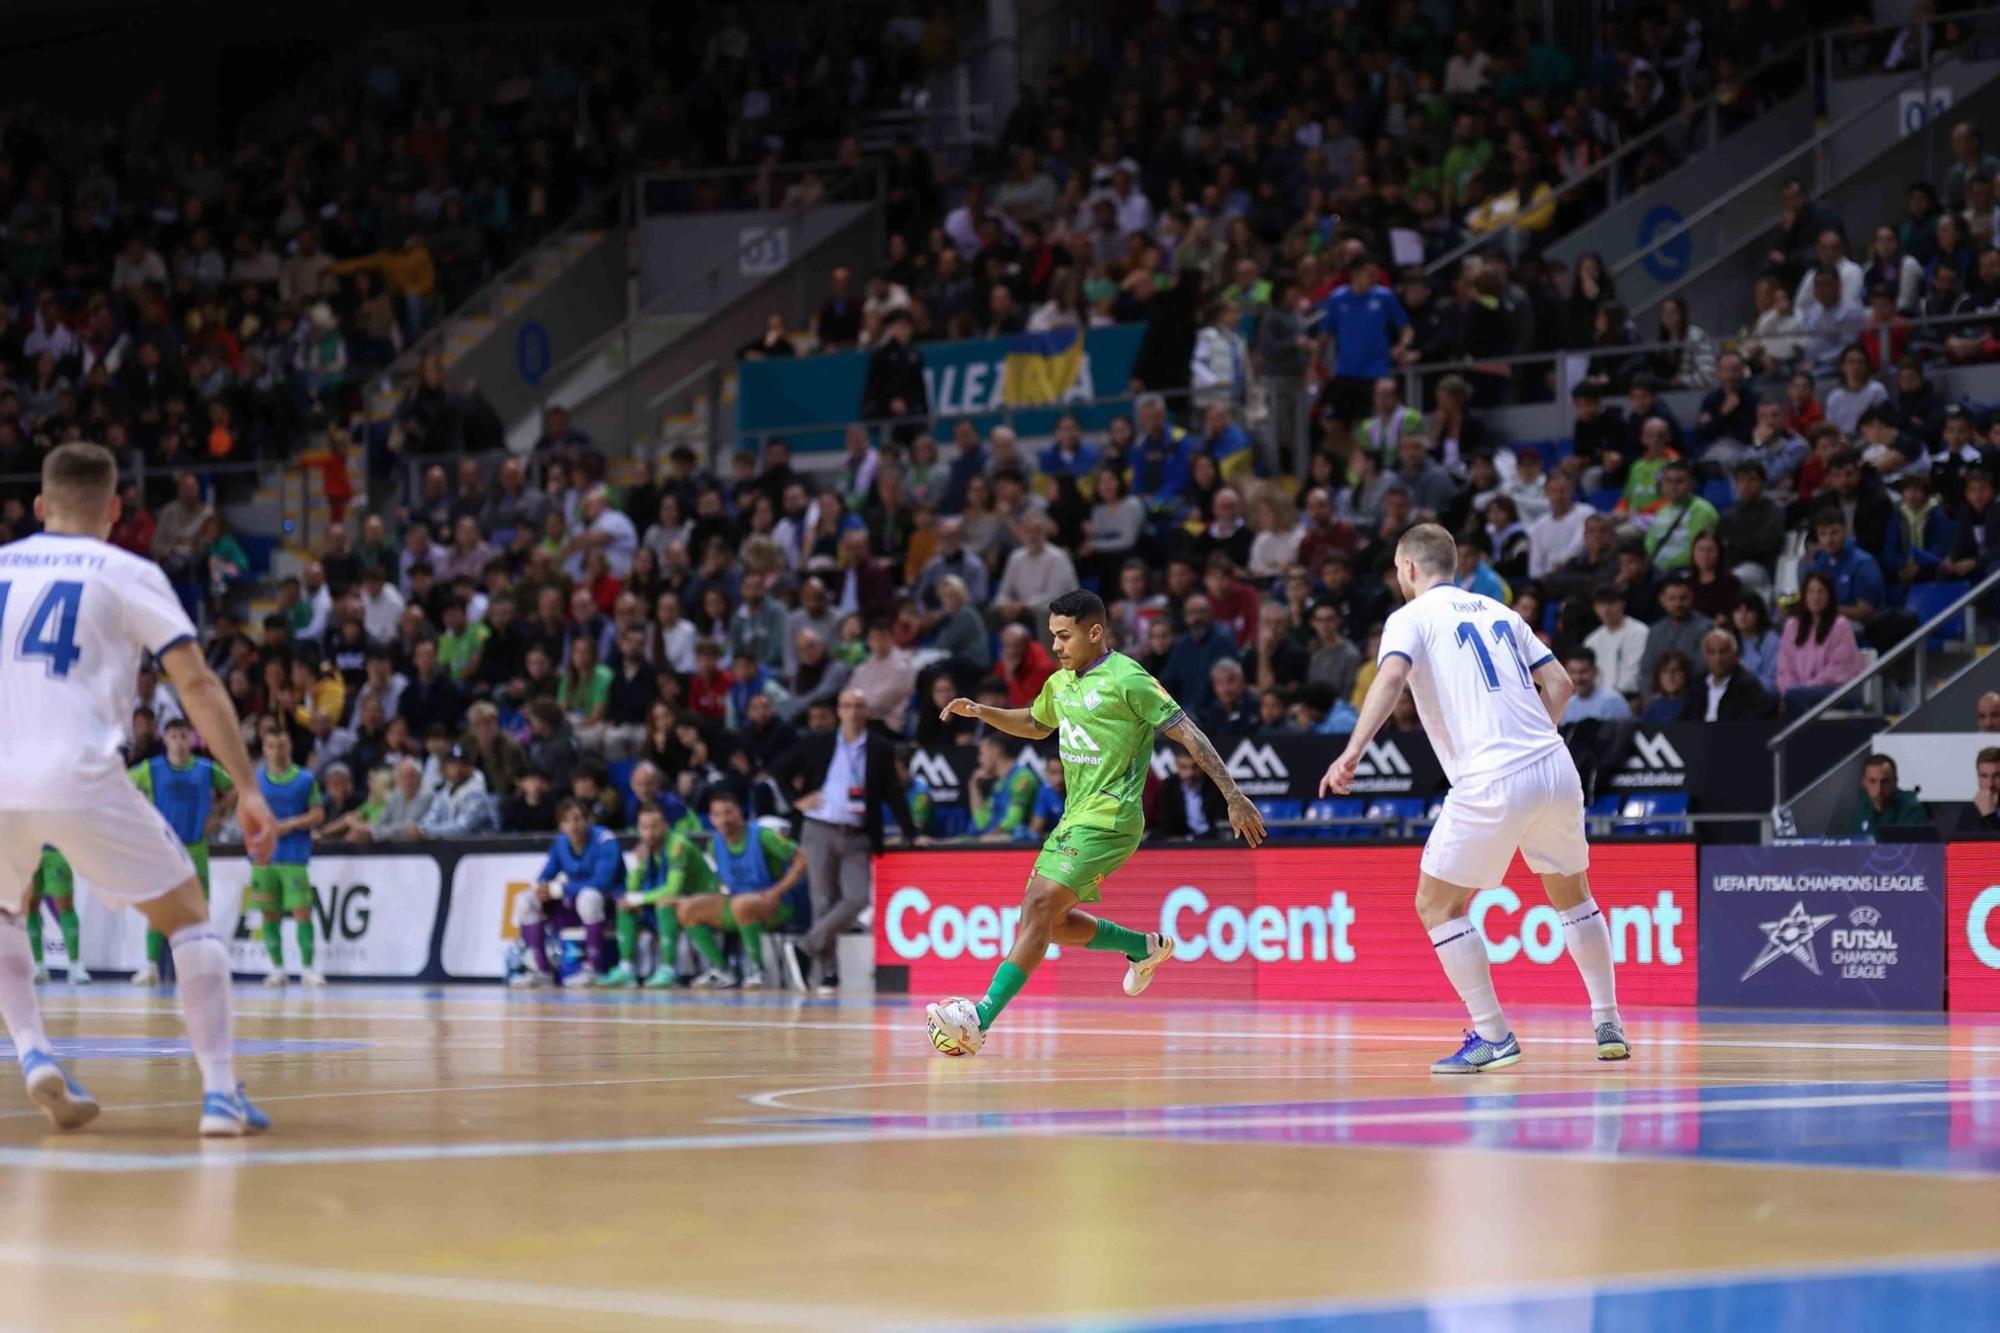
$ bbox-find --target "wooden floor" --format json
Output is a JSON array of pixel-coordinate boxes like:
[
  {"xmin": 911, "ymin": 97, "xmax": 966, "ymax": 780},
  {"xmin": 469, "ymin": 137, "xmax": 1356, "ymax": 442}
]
[{"xmin": 0, "ymin": 987, "xmax": 1996, "ymax": 1330}]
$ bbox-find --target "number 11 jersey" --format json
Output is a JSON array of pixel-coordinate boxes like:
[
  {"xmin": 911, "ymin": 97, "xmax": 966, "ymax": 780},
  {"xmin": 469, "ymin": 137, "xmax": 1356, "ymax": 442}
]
[
  {"xmin": 0, "ymin": 533, "xmax": 198, "ymax": 808},
  {"xmin": 1377, "ymin": 586, "xmax": 1564, "ymax": 788}
]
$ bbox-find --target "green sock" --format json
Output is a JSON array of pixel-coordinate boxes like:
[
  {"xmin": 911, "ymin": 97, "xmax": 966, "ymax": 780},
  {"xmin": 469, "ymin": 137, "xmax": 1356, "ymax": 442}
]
[
  {"xmin": 616, "ymin": 912, "xmax": 640, "ymax": 970},
  {"xmin": 261, "ymin": 918, "xmax": 284, "ymax": 968},
  {"xmin": 146, "ymin": 930, "xmax": 166, "ymax": 965},
  {"xmin": 740, "ymin": 922, "xmax": 765, "ymax": 973},
  {"xmin": 57, "ymin": 909, "xmax": 80, "ymax": 964},
  {"xmin": 27, "ymin": 913, "xmax": 41, "ymax": 965},
  {"xmin": 1086, "ymin": 917, "xmax": 1153, "ymax": 962},
  {"xmin": 293, "ymin": 917, "xmax": 315, "ymax": 968},
  {"xmin": 975, "ymin": 960, "xmax": 1029, "ymax": 1031},
  {"xmin": 658, "ymin": 917, "xmax": 683, "ymax": 973},
  {"xmin": 687, "ymin": 925, "xmax": 725, "ymax": 967}
]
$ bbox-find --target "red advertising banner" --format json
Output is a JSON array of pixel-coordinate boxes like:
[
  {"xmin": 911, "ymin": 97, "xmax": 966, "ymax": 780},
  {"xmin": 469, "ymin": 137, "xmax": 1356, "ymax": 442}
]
[
  {"xmin": 1946, "ymin": 843, "xmax": 2000, "ymax": 1011},
  {"xmin": 874, "ymin": 844, "xmax": 1697, "ymax": 1005}
]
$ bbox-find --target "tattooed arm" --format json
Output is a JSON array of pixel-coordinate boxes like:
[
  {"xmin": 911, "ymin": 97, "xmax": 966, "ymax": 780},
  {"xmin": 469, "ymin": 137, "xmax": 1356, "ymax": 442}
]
[{"xmin": 1162, "ymin": 714, "xmax": 1267, "ymax": 848}]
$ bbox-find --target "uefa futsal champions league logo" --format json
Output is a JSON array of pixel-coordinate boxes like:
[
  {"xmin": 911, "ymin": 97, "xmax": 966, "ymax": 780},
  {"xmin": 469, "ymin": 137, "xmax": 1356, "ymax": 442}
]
[{"xmin": 1740, "ymin": 900, "xmax": 1838, "ymax": 981}]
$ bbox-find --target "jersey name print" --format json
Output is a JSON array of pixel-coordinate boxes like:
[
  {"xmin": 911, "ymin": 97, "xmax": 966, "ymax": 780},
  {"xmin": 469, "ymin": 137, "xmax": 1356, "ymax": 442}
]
[{"xmin": 0, "ymin": 534, "xmax": 197, "ymax": 809}]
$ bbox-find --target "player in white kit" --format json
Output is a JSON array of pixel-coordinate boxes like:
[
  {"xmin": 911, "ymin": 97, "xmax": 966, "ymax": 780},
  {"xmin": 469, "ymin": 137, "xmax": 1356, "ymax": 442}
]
[
  {"xmin": 0, "ymin": 443, "xmax": 277, "ymax": 1133},
  {"xmin": 1321, "ymin": 524, "xmax": 1628, "ymax": 1072}
]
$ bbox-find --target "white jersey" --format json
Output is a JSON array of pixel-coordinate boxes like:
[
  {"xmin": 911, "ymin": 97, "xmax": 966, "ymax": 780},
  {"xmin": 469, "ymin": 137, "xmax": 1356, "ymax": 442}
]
[
  {"xmin": 0, "ymin": 533, "xmax": 197, "ymax": 809},
  {"xmin": 1377, "ymin": 585, "xmax": 1564, "ymax": 787}
]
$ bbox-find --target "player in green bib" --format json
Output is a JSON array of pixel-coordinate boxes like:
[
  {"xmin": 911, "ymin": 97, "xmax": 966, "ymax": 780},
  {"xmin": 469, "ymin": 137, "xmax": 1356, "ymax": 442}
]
[
  {"xmin": 128, "ymin": 716, "xmax": 237, "ymax": 986},
  {"xmin": 669, "ymin": 788, "xmax": 807, "ymax": 989},
  {"xmin": 598, "ymin": 802, "xmax": 730, "ymax": 988},
  {"xmin": 26, "ymin": 846, "xmax": 81, "ymax": 984},
  {"xmin": 926, "ymin": 590, "xmax": 1265, "ymax": 1055}
]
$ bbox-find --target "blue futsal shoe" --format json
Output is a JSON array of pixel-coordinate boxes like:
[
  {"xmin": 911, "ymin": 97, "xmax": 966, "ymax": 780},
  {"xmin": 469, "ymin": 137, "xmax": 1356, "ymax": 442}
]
[
  {"xmin": 21, "ymin": 1049, "xmax": 100, "ymax": 1130},
  {"xmin": 1430, "ymin": 1029, "xmax": 1522, "ymax": 1074},
  {"xmin": 199, "ymin": 1084, "xmax": 271, "ymax": 1137}
]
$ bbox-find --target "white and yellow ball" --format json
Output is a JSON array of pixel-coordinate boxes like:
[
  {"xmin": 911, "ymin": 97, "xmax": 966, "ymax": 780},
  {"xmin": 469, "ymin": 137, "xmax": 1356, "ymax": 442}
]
[{"xmin": 926, "ymin": 997, "xmax": 983, "ymax": 1056}]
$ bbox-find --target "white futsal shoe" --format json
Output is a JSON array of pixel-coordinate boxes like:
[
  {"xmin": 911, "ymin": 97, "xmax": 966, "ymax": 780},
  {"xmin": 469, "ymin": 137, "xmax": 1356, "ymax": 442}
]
[
  {"xmin": 128, "ymin": 962, "xmax": 161, "ymax": 987},
  {"xmin": 1122, "ymin": 933, "xmax": 1176, "ymax": 996},
  {"xmin": 30, "ymin": 963, "xmax": 47, "ymax": 984},
  {"xmin": 562, "ymin": 965, "xmax": 598, "ymax": 989},
  {"xmin": 262, "ymin": 970, "xmax": 287, "ymax": 988},
  {"xmin": 66, "ymin": 964, "xmax": 92, "ymax": 986},
  {"xmin": 691, "ymin": 967, "xmax": 734, "ymax": 989},
  {"xmin": 300, "ymin": 969, "xmax": 326, "ymax": 988},
  {"xmin": 509, "ymin": 967, "xmax": 553, "ymax": 989},
  {"xmin": 925, "ymin": 997, "xmax": 985, "ymax": 1056}
]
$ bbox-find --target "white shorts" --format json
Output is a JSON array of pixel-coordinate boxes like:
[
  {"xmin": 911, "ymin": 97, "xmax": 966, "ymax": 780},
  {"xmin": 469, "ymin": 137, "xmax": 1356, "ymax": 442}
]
[
  {"xmin": 0, "ymin": 779, "xmax": 198, "ymax": 916},
  {"xmin": 1421, "ymin": 748, "xmax": 1590, "ymax": 889}
]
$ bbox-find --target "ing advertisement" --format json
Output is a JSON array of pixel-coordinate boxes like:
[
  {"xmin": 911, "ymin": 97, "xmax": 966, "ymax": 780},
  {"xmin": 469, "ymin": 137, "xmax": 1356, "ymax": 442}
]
[
  {"xmin": 874, "ymin": 845, "xmax": 1697, "ymax": 1005},
  {"xmin": 1946, "ymin": 842, "xmax": 2000, "ymax": 1011}
]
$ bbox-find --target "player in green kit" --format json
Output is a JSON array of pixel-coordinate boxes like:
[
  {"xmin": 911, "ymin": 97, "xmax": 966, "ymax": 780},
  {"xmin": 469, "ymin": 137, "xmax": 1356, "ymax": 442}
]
[
  {"xmin": 26, "ymin": 846, "xmax": 83, "ymax": 984},
  {"xmin": 598, "ymin": 802, "xmax": 730, "ymax": 988},
  {"xmin": 128, "ymin": 716, "xmax": 237, "ymax": 986},
  {"xmin": 926, "ymin": 590, "xmax": 1266, "ymax": 1055},
  {"xmin": 252, "ymin": 723, "xmax": 326, "ymax": 987}
]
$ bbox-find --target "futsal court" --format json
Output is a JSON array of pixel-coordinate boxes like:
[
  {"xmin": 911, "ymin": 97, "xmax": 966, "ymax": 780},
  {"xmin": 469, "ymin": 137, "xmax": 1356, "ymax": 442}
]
[{"xmin": 0, "ymin": 986, "xmax": 1992, "ymax": 1330}]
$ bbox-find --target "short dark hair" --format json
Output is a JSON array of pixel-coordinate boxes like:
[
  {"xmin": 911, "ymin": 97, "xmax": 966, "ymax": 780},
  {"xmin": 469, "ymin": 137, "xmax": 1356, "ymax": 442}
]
[
  {"xmin": 1863, "ymin": 753, "xmax": 1897, "ymax": 777},
  {"xmin": 1733, "ymin": 459, "xmax": 1767, "ymax": 481},
  {"xmin": 1979, "ymin": 747, "xmax": 2000, "ymax": 767},
  {"xmin": 1566, "ymin": 646, "xmax": 1598, "ymax": 666},
  {"xmin": 162, "ymin": 714, "xmax": 190, "ymax": 731},
  {"xmin": 555, "ymin": 797, "xmax": 587, "ymax": 821},
  {"xmin": 1661, "ymin": 460, "xmax": 1694, "ymax": 480},
  {"xmin": 1047, "ymin": 589, "xmax": 1106, "ymax": 625},
  {"xmin": 704, "ymin": 787, "xmax": 743, "ymax": 813}
]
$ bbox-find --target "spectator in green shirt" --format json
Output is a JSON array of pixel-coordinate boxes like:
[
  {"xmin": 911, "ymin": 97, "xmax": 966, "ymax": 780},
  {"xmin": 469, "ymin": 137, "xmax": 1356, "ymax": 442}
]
[
  {"xmin": 558, "ymin": 637, "xmax": 613, "ymax": 739},
  {"xmin": 968, "ymin": 734, "xmax": 1043, "ymax": 842},
  {"xmin": 1441, "ymin": 112, "xmax": 1493, "ymax": 206},
  {"xmin": 1847, "ymin": 754, "xmax": 1930, "ymax": 837},
  {"xmin": 437, "ymin": 598, "xmax": 490, "ymax": 681},
  {"xmin": 1643, "ymin": 461, "xmax": 1719, "ymax": 571},
  {"xmin": 1622, "ymin": 416, "xmax": 1678, "ymax": 515}
]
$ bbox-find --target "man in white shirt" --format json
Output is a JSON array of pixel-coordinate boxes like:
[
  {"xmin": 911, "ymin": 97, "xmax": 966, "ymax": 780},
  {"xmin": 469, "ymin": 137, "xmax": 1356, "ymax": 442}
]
[
  {"xmin": 1320, "ymin": 522, "xmax": 1626, "ymax": 1073},
  {"xmin": 565, "ymin": 487, "xmax": 637, "ymax": 580},
  {"xmin": 1560, "ymin": 648, "xmax": 1633, "ymax": 724},
  {"xmin": 1109, "ymin": 168, "xmax": 1153, "ymax": 236},
  {"xmin": 994, "ymin": 514, "xmax": 1079, "ymax": 627},
  {"xmin": 1526, "ymin": 474, "xmax": 1594, "ymax": 578},
  {"xmin": 1792, "ymin": 229, "xmax": 1865, "ymax": 316},
  {"xmin": 1583, "ymin": 585, "xmax": 1649, "ymax": 697},
  {"xmin": 358, "ymin": 565, "xmax": 407, "ymax": 646},
  {"xmin": 848, "ymin": 619, "xmax": 917, "ymax": 732}
]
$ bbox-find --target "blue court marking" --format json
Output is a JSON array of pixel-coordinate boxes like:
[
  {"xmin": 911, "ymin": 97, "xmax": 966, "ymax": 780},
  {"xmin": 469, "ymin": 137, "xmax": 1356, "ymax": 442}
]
[
  {"xmin": 0, "ymin": 1039, "xmax": 367, "ymax": 1061},
  {"xmin": 1023, "ymin": 1255, "xmax": 2000, "ymax": 1332}
]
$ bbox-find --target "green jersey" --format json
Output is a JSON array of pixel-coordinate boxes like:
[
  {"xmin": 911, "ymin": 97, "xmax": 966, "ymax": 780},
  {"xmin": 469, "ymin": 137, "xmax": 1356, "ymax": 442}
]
[
  {"xmin": 626, "ymin": 833, "xmax": 719, "ymax": 905},
  {"xmin": 1029, "ymin": 651, "xmax": 1185, "ymax": 838}
]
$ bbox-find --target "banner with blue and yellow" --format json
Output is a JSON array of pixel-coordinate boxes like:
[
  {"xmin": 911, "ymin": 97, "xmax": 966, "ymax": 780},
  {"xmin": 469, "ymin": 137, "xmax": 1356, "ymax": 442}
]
[{"xmin": 737, "ymin": 324, "xmax": 1146, "ymax": 453}]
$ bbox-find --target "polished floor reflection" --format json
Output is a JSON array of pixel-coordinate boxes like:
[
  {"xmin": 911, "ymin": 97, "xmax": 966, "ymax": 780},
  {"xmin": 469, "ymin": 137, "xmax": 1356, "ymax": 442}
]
[{"xmin": 0, "ymin": 987, "xmax": 1994, "ymax": 1329}]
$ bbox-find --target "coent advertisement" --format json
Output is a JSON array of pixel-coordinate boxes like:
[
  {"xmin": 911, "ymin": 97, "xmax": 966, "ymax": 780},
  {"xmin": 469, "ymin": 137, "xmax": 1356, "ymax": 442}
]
[
  {"xmin": 1946, "ymin": 842, "xmax": 2000, "ymax": 1011},
  {"xmin": 874, "ymin": 845, "xmax": 1697, "ymax": 1004}
]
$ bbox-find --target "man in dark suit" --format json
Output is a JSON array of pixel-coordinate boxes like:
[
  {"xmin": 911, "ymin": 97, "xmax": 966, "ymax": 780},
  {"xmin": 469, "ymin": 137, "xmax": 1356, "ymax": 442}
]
[
  {"xmin": 859, "ymin": 309, "xmax": 928, "ymax": 444},
  {"xmin": 774, "ymin": 687, "xmax": 921, "ymax": 993},
  {"xmin": 1679, "ymin": 627, "xmax": 1771, "ymax": 722},
  {"xmin": 1148, "ymin": 751, "xmax": 1229, "ymax": 839}
]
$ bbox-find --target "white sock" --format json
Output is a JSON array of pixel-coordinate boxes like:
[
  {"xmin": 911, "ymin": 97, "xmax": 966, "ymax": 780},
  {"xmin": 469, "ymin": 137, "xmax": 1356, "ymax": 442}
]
[
  {"xmin": 169, "ymin": 924, "xmax": 237, "ymax": 1096},
  {"xmin": 0, "ymin": 912, "xmax": 51, "ymax": 1061},
  {"xmin": 1560, "ymin": 898, "xmax": 1621, "ymax": 1026},
  {"xmin": 1429, "ymin": 918, "xmax": 1508, "ymax": 1042}
]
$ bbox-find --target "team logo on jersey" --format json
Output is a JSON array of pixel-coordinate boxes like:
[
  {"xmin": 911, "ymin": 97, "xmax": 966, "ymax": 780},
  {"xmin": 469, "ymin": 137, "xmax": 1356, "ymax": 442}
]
[
  {"xmin": 1611, "ymin": 731, "xmax": 1687, "ymax": 790},
  {"xmin": 909, "ymin": 750, "xmax": 962, "ymax": 801},
  {"xmin": 1057, "ymin": 718, "xmax": 1103, "ymax": 762},
  {"xmin": 1082, "ymin": 688, "xmax": 1103, "ymax": 710},
  {"xmin": 1741, "ymin": 900, "xmax": 1838, "ymax": 980}
]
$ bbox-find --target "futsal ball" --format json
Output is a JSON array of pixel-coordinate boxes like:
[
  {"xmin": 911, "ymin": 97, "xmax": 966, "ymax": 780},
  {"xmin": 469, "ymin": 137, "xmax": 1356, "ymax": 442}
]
[{"xmin": 926, "ymin": 997, "xmax": 982, "ymax": 1056}]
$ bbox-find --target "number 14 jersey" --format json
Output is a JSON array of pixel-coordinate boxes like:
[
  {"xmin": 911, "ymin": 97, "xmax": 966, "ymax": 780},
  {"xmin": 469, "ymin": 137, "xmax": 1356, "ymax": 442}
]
[
  {"xmin": 0, "ymin": 533, "xmax": 199, "ymax": 808},
  {"xmin": 1377, "ymin": 586, "xmax": 1564, "ymax": 788}
]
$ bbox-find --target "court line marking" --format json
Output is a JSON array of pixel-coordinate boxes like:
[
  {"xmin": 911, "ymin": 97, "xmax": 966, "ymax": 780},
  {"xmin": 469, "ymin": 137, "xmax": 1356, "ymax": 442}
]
[
  {"xmin": 0, "ymin": 1242, "xmax": 898, "ymax": 1329},
  {"xmin": 46, "ymin": 1001, "xmax": 2000, "ymax": 1056},
  {"xmin": 5, "ymin": 1083, "xmax": 1999, "ymax": 1176},
  {"xmin": 979, "ymin": 1248, "xmax": 2000, "ymax": 1332}
]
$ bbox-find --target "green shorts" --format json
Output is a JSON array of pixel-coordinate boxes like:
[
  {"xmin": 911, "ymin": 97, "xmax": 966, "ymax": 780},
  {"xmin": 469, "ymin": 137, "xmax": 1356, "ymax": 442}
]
[
  {"xmin": 189, "ymin": 843, "xmax": 211, "ymax": 898},
  {"xmin": 721, "ymin": 895, "xmax": 793, "ymax": 930},
  {"xmin": 249, "ymin": 864, "xmax": 313, "ymax": 914},
  {"xmin": 33, "ymin": 849, "xmax": 73, "ymax": 901},
  {"xmin": 1030, "ymin": 820, "xmax": 1141, "ymax": 903}
]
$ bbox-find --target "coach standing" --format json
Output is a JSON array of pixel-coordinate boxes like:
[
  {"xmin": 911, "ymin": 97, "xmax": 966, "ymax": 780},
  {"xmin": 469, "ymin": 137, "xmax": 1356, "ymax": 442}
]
[
  {"xmin": 777, "ymin": 688, "xmax": 922, "ymax": 993},
  {"xmin": 860, "ymin": 308, "xmax": 928, "ymax": 445}
]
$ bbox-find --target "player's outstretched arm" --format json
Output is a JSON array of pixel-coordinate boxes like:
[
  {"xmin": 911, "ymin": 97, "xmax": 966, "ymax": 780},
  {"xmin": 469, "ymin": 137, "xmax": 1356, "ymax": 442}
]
[
  {"xmin": 1531, "ymin": 658, "xmax": 1575, "ymax": 729},
  {"xmin": 939, "ymin": 697, "xmax": 1053, "ymax": 740},
  {"xmin": 1163, "ymin": 715, "xmax": 1265, "ymax": 848},
  {"xmin": 1321, "ymin": 655, "xmax": 1411, "ymax": 796},
  {"xmin": 158, "ymin": 641, "xmax": 276, "ymax": 863}
]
